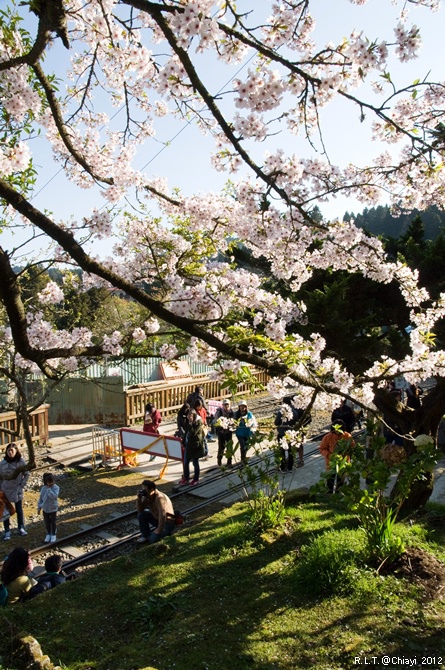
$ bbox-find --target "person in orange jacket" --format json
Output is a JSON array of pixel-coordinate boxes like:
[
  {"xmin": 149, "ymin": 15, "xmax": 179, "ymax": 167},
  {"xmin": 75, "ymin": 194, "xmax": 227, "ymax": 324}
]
[{"xmin": 319, "ymin": 421, "xmax": 355, "ymax": 493}]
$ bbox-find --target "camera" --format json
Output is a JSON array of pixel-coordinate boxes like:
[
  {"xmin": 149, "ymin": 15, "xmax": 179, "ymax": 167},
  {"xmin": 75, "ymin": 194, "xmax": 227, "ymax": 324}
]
[{"xmin": 137, "ymin": 489, "xmax": 148, "ymax": 498}]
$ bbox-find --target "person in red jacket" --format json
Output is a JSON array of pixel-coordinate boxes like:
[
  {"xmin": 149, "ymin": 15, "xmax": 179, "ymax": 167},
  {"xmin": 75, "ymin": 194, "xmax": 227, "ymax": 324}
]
[{"xmin": 143, "ymin": 403, "xmax": 162, "ymax": 434}]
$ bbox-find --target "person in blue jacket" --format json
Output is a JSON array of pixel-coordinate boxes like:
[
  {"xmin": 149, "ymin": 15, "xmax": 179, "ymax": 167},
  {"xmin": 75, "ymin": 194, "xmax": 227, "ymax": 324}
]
[{"xmin": 234, "ymin": 401, "xmax": 257, "ymax": 464}]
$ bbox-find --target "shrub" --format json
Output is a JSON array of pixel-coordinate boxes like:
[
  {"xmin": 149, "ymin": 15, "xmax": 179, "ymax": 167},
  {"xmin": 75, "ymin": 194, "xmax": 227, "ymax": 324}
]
[{"xmin": 293, "ymin": 528, "xmax": 367, "ymax": 597}]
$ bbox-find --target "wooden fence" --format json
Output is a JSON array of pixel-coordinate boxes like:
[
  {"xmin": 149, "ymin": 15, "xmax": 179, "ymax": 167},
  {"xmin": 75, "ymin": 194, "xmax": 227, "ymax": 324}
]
[
  {"xmin": 0, "ymin": 404, "xmax": 50, "ymax": 447},
  {"xmin": 125, "ymin": 370, "xmax": 269, "ymax": 426}
]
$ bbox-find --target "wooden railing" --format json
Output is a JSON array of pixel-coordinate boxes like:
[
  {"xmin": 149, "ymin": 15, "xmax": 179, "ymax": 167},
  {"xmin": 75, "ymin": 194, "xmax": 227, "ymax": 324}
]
[
  {"xmin": 125, "ymin": 371, "xmax": 270, "ymax": 426},
  {"xmin": 0, "ymin": 404, "xmax": 50, "ymax": 447}
]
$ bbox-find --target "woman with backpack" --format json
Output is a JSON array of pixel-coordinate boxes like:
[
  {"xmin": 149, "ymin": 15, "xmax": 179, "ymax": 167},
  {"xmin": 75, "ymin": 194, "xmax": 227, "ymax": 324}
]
[{"xmin": 178, "ymin": 410, "xmax": 206, "ymax": 486}]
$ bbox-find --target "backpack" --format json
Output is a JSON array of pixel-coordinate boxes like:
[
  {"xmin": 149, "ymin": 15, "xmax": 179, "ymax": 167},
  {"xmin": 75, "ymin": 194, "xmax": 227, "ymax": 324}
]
[
  {"xmin": 174, "ymin": 509, "xmax": 184, "ymax": 526},
  {"xmin": 0, "ymin": 583, "xmax": 8, "ymax": 607}
]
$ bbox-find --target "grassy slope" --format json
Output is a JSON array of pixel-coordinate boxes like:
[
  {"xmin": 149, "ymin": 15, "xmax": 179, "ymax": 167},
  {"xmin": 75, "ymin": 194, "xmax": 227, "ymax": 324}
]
[{"xmin": 1, "ymin": 498, "xmax": 445, "ymax": 670}]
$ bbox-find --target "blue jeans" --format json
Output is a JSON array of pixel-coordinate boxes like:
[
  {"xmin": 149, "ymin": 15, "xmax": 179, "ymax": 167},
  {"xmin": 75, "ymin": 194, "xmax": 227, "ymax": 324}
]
[
  {"xmin": 3, "ymin": 499, "xmax": 24, "ymax": 531},
  {"xmin": 138, "ymin": 510, "xmax": 175, "ymax": 543}
]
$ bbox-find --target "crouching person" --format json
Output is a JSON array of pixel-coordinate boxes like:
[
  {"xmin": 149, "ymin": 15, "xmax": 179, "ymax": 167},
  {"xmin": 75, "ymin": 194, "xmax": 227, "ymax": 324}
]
[{"xmin": 136, "ymin": 480, "xmax": 176, "ymax": 544}]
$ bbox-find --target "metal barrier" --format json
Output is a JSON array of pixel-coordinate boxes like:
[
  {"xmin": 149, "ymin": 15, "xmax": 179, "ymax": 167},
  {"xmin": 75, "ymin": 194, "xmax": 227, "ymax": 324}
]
[{"xmin": 91, "ymin": 427, "xmax": 123, "ymax": 468}]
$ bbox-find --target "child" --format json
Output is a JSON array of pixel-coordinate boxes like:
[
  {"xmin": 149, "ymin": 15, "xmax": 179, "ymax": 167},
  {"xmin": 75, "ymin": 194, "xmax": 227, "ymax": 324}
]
[
  {"xmin": 37, "ymin": 473, "xmax": 60, "ymax": 543},
  {"xmin": 22, "ymin": 554, "xmax": 68, "ymax": 601}
]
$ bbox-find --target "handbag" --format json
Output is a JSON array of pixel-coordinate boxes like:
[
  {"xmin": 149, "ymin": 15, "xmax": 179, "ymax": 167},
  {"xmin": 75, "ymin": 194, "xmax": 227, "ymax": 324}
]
[{"xmin": 0, "ymin": 492, "xmax": 15, "ymax": 522}]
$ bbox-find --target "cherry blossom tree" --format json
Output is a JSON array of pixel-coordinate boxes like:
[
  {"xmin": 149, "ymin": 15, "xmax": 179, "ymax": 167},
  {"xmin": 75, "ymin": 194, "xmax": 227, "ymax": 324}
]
[{"xmin": 1, "ymin": 0, "xmax": 445, "ymax": 497}]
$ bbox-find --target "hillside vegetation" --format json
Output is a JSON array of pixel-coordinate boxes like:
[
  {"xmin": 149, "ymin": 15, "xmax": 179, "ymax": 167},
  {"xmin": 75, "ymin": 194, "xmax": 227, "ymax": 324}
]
[{"xmin": 1, "ymin": 494, "xmax": 445, "ymax": 670}]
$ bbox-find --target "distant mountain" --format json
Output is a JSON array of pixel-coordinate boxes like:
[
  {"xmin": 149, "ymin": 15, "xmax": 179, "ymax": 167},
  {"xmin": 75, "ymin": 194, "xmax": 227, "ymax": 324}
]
[{"xmin": 343, "ymin": 205, "xmax": 445, "ymax": 240}]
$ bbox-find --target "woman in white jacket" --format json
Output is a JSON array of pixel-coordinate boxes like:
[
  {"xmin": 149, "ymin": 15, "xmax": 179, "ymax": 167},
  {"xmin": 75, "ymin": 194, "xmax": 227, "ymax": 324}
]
[{"xmin": 0, "ymin": 443, "xmax": 30, "ymax": 541}]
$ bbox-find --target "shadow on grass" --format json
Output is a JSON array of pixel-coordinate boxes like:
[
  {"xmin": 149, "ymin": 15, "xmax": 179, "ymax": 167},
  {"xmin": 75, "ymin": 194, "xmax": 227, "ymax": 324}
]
[{"xmin": 1, "ymin": 500, "xmax": 444, "ymax": 670}]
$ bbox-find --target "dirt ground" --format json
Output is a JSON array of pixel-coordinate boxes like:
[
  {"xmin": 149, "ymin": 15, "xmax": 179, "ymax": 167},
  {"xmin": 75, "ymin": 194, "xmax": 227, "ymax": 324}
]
[
  {"xmin": 3, "ymin": 465, "xmax": 157, "ymax": 550},
  {"xmin": 391, "ymin": 546, "xmax": 445, "ymax": 600}
]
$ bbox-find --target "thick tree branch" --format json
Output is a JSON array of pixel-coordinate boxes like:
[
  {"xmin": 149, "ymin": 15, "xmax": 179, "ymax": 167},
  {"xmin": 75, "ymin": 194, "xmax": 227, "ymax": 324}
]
[{"xmin": 0, "ymin": 178, "xmax": 297, "ymax": 379}]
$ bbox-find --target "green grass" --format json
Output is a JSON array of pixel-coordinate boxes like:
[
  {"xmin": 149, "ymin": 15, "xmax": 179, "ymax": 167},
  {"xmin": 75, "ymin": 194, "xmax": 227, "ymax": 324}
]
[{"xmin": 1, "ymin": 498, "xmax": 445, "ymax": 670}]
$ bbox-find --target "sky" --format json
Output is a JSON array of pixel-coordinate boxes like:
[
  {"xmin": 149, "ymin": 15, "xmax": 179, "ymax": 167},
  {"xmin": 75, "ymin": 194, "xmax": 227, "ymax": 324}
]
[{"xmin": 3, "ymin": 0, "xmax": 445, "ymax": 259}]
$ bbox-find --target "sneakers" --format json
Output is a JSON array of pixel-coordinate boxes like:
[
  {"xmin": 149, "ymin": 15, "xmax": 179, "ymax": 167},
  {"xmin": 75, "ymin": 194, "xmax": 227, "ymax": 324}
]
[
  {"xmin": 136, "ymin": 536, "xmax": 149, "ymax": 544},
  {"xmin": 296, "ymin": 461, "xmax": 304, "ymax": 468},
  {"xmin": 3, "ymin": 531, "xmax": 11, "ymax": 541},
  {"xmin": 50, "ymin": 535, "xmax": 57, "ymax": 543},
  {"xmin": 178, "ymin": 478, "xmax": 189, "ymax": 485},
  {"xmin": 189, "ymin": 479, "xmax": 199, "ymax": 486},
  {"xmin": 44, "ymin": 535, "xmax": 51, "ymax": 543},
  {"xmin": 19, "ymin": 527, "xmax": 28, "ymax": 536}
]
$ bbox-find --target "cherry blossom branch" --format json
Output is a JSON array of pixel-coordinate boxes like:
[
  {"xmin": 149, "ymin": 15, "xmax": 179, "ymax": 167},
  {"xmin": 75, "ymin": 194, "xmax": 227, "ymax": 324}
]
[
  {"xmin": 0, "ymin": 177, "xmax": 300, "ymax": 380},
  {"xmin": 32, "ymin": 62, "xmax": 114, "ymax": 185}
]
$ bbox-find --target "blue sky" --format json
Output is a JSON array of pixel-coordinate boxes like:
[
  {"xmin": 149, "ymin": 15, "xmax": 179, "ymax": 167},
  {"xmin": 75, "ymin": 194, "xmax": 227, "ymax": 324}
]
[{"xmin": 3, "ymin": 0, "xmax": 445, "ymax": 258}]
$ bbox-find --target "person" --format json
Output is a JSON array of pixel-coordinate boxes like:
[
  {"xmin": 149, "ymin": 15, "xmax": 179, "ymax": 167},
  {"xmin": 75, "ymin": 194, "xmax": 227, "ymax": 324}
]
[
  {"xmin": 176, "ymin": 403, "xmax": 190, "ymax": 441},
  {"xmin": 22, "ymin": 554, "xmax": 70, "ymax": 601},
  {"xmin": 383, "ymin": 388, "xmax": 405, "ymax": 446},
  {"xmin": 143, "ymin": 403, "xmax": 162, "ymax": 461},
  {"xmin": 194, "ymin": 399, "xmax": 210, "ymax": 457},
  {"xmin": 143, "ymin": 402, "xmax": 162, "ymax": 434},
  {"xmin": 319, "ymin": 422, "xmax": 355, "ymax": 493},
  {"xmin": 186, "ymin": 385, "xmax": 207, "ymax": 411},
  {"xmin": 234, "ymin": 401, "xmax": 257, "ymax": 464},
  {"xmin": 187, "ymin": 387, "xmax": 215, "ymax": 443},
  {"xmin": 0, "ymin": 547, "xmax": 37, "ymax": 604},
  {"xmin": 136, "ymin": 480, "xmax": 176, "ymax": 544},
  {"xmin": 405, "ymin": 383, "xmax": 423, "ymax": 410},
  {"xmin": 331, "ymin": 399, "xmax": 356, "ymax": 434},
  {"xmin": 37, "ymin": 472, "xmax": 60, "ymax": 543},
  {"xmin": 178, "ymin": 410, "xmax": 206, "ymax": 485},
  {"xmin": 274, "ymin": 396, "xmax": 311, "ymax": 471},
  {"xmin": 214, "ymin": 399, "xmax": 235, "ymax": 467},
  {"xmin": 0, "ymin": 443, "xmax": 30, "ymax": 540}
]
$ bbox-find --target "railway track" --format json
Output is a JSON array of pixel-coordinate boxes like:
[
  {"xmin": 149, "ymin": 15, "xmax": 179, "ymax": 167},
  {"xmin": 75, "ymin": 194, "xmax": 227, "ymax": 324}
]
[
  {"xmin": 27, "ymin": 423, "xmax": 339, "ymax": 575},
  {"xmin": 18, "ymin": 396, "xmax": 337, "ymax": 578}
]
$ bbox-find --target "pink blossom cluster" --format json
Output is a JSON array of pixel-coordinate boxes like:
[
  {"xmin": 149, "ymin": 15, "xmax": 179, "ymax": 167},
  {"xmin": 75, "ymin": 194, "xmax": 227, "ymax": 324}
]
[
  {"xmin": 233, "ymin": 68, "xmax": 285, "ymax": 113},
  {"xmin": 394, "ymin": 22, "xmax": 422, "ymax": 62},
  {"xmin": 145, "ymin": 318, "xmax": 160, "ymax": 334},
  {"xmin": 102, "ymin": 331, "xmax": 123, "ymax": 356},
  {"xmin": 262, "ymin": 3, "xmax": 315, "ymax": 52},
  {"xmin": 83, "ymin": 210, "xmax": 113, "ymax": 240},
  {"xmin": 37, "ymin": 282, "xmax": 64, "ymax": 305},
  {"xmin": 0, "ymin": 64, "xmax": 43, "ymax": 124},
  {"xmin": 159, "ymin": 343, "xmax": 178, "ymax": 360},
  {"xmin": 132, "ymin": 328, "xmax": 147, "ymax": 345},
  {"xmin": 0, "ymin": 142, "xmax": 31, "ymax": 176},
  {"xmin": 166, "ymin": 0, "xmax": 222, "ymax": 51}
]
